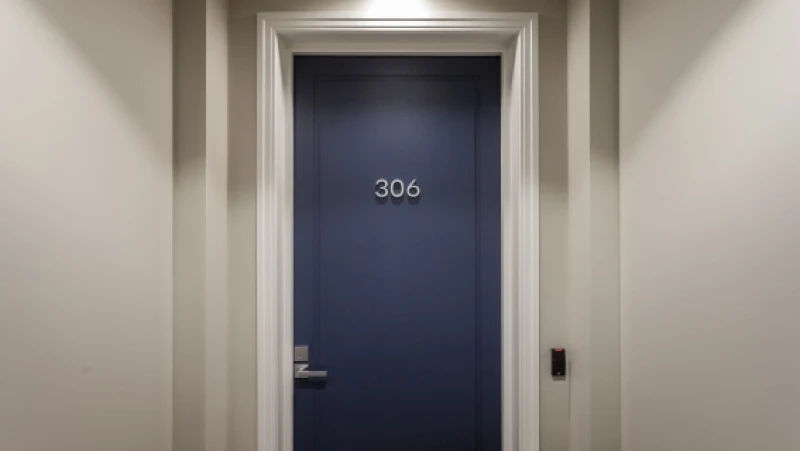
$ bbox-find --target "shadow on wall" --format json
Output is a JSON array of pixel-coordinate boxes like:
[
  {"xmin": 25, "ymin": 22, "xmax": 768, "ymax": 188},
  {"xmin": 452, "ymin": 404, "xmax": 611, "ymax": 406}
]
[
  {"xmin": 621, "ymin": 0, "xmax": 750, "ymax": 148},
  {"xmin": 28, "ymin": 0, "xmax": 171, "ymax": 151}
]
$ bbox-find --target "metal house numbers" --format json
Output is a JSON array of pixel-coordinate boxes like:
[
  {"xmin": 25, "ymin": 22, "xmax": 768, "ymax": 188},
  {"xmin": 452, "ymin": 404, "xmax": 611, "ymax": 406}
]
[{"xmin": 375, "ymin": 179, "xmax": 421, "ymax": 199}]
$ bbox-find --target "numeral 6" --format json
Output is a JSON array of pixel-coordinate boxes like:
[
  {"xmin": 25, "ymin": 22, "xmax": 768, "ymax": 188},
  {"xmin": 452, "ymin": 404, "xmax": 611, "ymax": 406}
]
[{"xmin": 407, "ymin": 179, "xmax": 420, "ymax": 198}]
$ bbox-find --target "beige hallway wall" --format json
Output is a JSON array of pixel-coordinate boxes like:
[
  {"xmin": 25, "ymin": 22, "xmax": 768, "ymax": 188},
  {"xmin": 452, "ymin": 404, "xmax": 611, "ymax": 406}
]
[
  {"xmin": 0, "ymin": 1, "xmax": 173, "ymax": 450},
  {"xmin": 227, "ymin": 1, "xmax": 570, "ymax": 451},
  {"xmin": 566, "ymin": 1, "xmax": 620, "ymax": 451},
  {"xmin": 620, "ymin": 0, "xmax": 800, "ymax": 450},
  {"xmin": 173, "ymin": 1, "xmax": 229, "ymax": 451}
]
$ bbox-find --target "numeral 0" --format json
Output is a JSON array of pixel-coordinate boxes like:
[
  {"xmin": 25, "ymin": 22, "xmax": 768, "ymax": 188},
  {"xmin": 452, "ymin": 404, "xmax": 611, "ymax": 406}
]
[
  {"xmin": 375, "ymin": 179, "xmax": 420, "ymax": 199},
  {"xmin": 390, "ymin": 180, "xmax": 404, "ymax": 198}
]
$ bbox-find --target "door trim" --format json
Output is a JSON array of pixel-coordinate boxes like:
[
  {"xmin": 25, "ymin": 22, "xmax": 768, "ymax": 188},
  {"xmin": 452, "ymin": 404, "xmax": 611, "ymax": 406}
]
[{"xmin": 256, "ymin": 12, "xmax": 539, "ymax": 451}]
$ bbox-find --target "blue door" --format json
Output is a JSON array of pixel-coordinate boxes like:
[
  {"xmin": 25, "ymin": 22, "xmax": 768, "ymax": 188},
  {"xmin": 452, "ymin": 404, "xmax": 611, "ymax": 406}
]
[{"xmin": 294, "ymin": 56, "xmax": 501, "ymax": 451}]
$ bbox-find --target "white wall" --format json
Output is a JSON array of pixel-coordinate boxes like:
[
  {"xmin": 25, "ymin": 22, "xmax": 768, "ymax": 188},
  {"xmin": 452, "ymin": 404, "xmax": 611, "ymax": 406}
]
[
  {"xmin": 0, "ymin": 1, "xmax": 173, "ymax": 450},
  {"xmin": 620, "ymin": 0, "xmax": 800, "ymax": 450}
]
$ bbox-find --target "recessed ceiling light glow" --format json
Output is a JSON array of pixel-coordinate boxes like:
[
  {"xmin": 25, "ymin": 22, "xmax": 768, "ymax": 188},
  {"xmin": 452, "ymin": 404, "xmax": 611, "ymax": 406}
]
[{"xmin": 366, "ymin": 0, "xmax": 430, "ymax": 18}]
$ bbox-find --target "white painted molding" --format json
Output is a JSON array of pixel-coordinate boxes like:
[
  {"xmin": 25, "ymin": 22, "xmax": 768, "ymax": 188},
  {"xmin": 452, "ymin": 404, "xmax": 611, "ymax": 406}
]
[{"xmin": 257, "ymin": 12, "xmax": 539, "ymax": 451}]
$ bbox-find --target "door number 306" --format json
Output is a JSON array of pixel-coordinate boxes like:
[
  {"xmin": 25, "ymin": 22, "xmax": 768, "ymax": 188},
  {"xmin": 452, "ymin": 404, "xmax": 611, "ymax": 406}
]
[{"xmin": 375, "ymin": 179, "xmax": 421, "ymax": 199}]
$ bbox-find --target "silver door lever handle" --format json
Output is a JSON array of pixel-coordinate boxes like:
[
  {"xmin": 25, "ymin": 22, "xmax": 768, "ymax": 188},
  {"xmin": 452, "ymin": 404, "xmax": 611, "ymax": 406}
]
[{"xmin": 294, "ymin": 363, "xmax": 328, "ymax": 380}]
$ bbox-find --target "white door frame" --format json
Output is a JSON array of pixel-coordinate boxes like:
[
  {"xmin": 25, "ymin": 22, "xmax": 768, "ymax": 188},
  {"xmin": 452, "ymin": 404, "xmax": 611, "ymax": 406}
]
[{"xmin": 256, "ymin": 12, "xmax": 540, "ymax": 451}]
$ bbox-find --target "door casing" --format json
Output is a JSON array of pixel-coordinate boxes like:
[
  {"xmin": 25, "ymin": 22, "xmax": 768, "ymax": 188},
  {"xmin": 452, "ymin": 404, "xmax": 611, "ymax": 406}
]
[{"xmin": 256, "ymin": 12, "xmax": 540, "ymax": 451}]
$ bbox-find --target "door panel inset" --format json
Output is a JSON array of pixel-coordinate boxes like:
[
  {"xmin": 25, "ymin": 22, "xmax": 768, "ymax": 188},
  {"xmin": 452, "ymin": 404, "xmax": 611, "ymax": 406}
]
[{"xmin": 294, "ymin": 56, "xmax": 500, "ymax": 451}]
